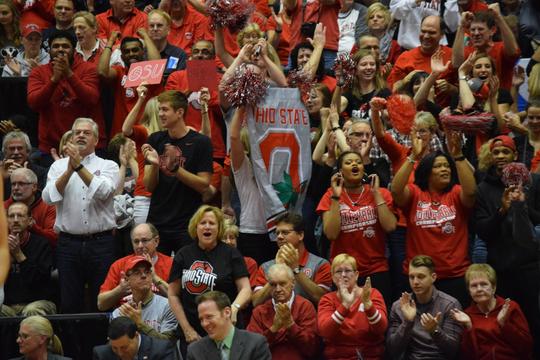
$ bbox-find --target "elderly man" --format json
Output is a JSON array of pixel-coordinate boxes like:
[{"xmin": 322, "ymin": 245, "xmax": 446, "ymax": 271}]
[
  {"xmin": 247, "ymin": 264, "xmax": 319, "ymax": 360},
  {"xmin": 252, "ymin": 213, "xmax": 331, "ymax": 307},
  {"xmin": 147, "ymin": 9, "xmax": 186, "ymax": 78},
  {"xmin": 1, "ymin": 202, "xmax": 55, "ymax": 317},
  {"xmin": 187, "ymin": 291, "xmax": 271, "ymax": 360},
  {"xmin": 43, "ymin": 118, "xmax": 119, "ymax": 313},
  {"xmin": 98, "ymin": 222, "xmax": 172, "ymax": 311},
  {"xmin": 93, "ymin": 316, "xmax": 179, "ymax": 360},
  {"xmin": 387, "ymin": 255, "xmax": 462, "ymax": 359},
  {"xmin": 96, "ymin": 0, "xmax": 148, "ymax": 43},
  {"xmin": 1, "ymin": 131, "xmax": 47, "ymax": 200},
  {"xmin": 4, "ymin": 168, "xmax": 56, "ymax": 247},
  {"xmin": 110, "ymin": 256, "xmax": 177, "ymax": 341}
]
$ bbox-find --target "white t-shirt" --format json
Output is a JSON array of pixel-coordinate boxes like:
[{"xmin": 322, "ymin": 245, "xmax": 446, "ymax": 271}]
[{"xmin": 338, "ymin": 8, "xmax": 360, "ymax": 55}]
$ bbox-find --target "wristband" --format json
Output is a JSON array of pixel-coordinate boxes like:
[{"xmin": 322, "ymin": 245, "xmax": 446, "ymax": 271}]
[
  {"xmin": 376, "ymin": 201, "xmax": 386, "ymax": 207},
  {"xmin": 406, "ymin": 156, "xmax": 416, "ymax": 164},
  {"xmin": 331, "ymin": 195, "xmax": 340, "ymax": 200},
  {"xmin": 331, "ymin": 126, "xmax": 340, "ymax": 132},
  {"xmin": 232, "ymin": 303, "xmax": 241, "ymax": 310},
  {"xmin": 293, "ymin": 267, "xmax": 301, "ymax": 275},
  {"xmin": 453, "ymin": 155, "xmax": 466, "ymax": 162},
  {"xmin": 73, "ymin": 164, "xmax": 84, "ymax": 172}
]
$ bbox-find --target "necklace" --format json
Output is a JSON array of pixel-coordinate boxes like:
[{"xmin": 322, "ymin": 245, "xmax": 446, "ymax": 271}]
[{"xmin": 344, "ymin": 187, "xmax": 364, "ymax": 206}]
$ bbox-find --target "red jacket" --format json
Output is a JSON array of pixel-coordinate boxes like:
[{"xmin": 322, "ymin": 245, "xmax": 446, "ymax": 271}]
[
  {"xmin": 461, "ymin": 296, "xmax": 533, "ymax": 360},
  {"xmin": 27, "ymin": 57, "xmax": 106, "ymax": 153},
  {"xmin": 5, "ymin": 195, "xmax": 57, "ymax": 247},
  {"xmin": 247, "ymin": 295, "xmax": 320, "ymax": 360},
  {"xmin": 318, "ymin": 289, "xmax": 388, "ymax": 360}
]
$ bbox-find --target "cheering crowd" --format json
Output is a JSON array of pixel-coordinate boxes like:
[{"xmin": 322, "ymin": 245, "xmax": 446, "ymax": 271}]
[{"xmin": 0, "ymin": 0, "xmax": 539, "ymax": 359}]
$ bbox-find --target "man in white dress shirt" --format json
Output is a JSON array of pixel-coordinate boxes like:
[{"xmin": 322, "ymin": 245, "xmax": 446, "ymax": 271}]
[{"xmin": 43, "ymin": 117, "xmax": 119, "ymax": 313}]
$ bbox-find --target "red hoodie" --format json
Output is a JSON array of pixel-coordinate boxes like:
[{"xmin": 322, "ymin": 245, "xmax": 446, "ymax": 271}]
[{"xmin": 461, "ymin": 296, "xmax": 533, "ymax": 360}]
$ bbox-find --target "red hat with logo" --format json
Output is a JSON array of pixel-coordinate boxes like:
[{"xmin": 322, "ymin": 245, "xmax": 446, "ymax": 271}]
[
  {"xmin": 490, "ymin": 135, "xmax": 516, "ymax": 152},
  {"xmin": 124, "ymin": 256, "xmax": 152, "ymax": 274},
  {"xmin": 21, "ymin": 23, "xmax": 42, "ymax": 38}
]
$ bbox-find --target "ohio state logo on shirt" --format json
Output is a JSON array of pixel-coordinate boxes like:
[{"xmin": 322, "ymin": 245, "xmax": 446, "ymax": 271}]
[
  {"xmin": 414, "ymin": 201, "xmax": 456, "ymax": 228},
  {"xmin": 182, "ymin": 261, "xmax": 217, "ymax": 294}
]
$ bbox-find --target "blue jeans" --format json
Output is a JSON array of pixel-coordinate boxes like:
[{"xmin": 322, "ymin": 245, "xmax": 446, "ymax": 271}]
[
  {"xmin": 56, "ymin": 232, "xmax": 116, "ymax": 313},
  {"xmin": 322, "ymin": 50, "xmax": 338, "ymax": 72}
]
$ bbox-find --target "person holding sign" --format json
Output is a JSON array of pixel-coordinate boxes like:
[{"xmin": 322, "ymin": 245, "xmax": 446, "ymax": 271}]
[
  {"xmin": 317, "ymin": 151, "xmax": 397, "ymax": 307},
  {"xmin": 142, "ymin": 90, "xmax": 213, "ymax": 255}
]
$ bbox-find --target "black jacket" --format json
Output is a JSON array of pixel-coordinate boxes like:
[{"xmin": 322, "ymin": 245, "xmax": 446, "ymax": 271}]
[
  {"xmin": 475, "ymin": 167, "xmax": 540, "ymax": 271},
  {"xmin": 92, "ymin": 333, "xmax": 179, "ymax": 360}
]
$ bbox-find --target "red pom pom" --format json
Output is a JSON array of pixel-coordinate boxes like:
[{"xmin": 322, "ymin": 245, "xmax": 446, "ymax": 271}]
[
  {"xmin": 287, "ymin": 69, "xmax": 315, "ymax": 102},
  {"xmin": 223, "ymin": 65, "xmax": 268, "ymax": 107},
  {"xmin": 332, "ymin": 52, "xmax": 356, "ymax": 88},
  {"xmin": 206, "ymin": 0, "xmax": 254, "ymax": 32},
  {"xmin": 440, "ymin": 111, "xmax": 495, "ymax": 134},
  {"xmin": 387, "ymin": 94, "xmax": 416, "ymax": 134},
  {"xmin": 501, "ymin": 162, "xmax": 530, "ymax": 187}
]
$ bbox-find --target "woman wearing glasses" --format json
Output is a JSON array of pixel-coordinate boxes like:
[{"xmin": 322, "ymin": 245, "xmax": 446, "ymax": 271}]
[
  {"xmin": 318, "ymin": 253, "xmax": 387, "ymax": 360},
  {"xmin": 318, "ymin": 151, "xmax": 397, "ymax": 306}
]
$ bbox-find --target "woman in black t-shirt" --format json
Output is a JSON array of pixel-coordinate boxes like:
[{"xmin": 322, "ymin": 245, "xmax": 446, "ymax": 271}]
[{"xmin": 168, "ymin": 206, "xmax": 251, "ymax": 350}]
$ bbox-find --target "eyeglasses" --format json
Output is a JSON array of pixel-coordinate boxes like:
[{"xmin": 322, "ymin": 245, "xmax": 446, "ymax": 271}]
[
  {"xmin": 11, "ymin": 182, "xmax": 33, "ymax": 188},
  {"xmin": 275, "ymin": 229, "xmax": 296, "ymax": 236},
  {"xmin": 334, "ymin": 269, "xmax": 355, "ymax": 275},
  {"xmin": 132, "ymin": 237, "xmax": 155, "ymax": 246}
]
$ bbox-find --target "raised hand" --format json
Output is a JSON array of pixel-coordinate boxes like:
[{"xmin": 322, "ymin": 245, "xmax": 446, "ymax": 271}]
[
  {"xmin": 279, "ymin": 243, "xmax": 299, "ymax": 269},
  {"xmin": 141, "ymin": 144, "xmax": 159, "ymax": 166},
  {"xmin": 338, "ymin": 280, "xmax": 356, "ymax": 309},
  {"xmin": 431, "ymin": 50, "xmax": 450, "ymax": 76},
  {"xmin": 308, "ymin": 23, "xmax": 326, "ymax": 49},
  {"xmin": 458, "ymin": 51, "xmax": 476, "ymax": 77},
  {"xmin": 450, "ymin": 308, "xmax": 472, "ymax": 329},
  {"xmin": 330, "ymin": 172, "xmax": 344, "ymax": 198},
  {"xmin": 410, "ymin": 126, "xmax": 424, "ymax": 159},
  {"xmin": 445, "ymin": 130, "xmax": 464, "ymax": 159},
  {"xmin": 399, "ymin": 292, "xmax": 417, "ymax": 322},
  {"xmin": 420, "ymin": 312, "xmax": 441, "ymax": 334},
  {"xmin": 369, "ymin": 97, "xmax": 387, "ymax": 112},
  {"xmin": 488, "ymin": 75, "xmax": 500, "ymax": 99},
  {"xmin": 497, "ymin": 298, "xmax": 511, "ymax": 327},
  {"xmin": 361, "ymin": 277, "xmax": 373, "ymax": 310}
]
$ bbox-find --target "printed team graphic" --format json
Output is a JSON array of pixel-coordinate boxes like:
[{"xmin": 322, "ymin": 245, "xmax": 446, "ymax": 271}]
[
  {"xmin": 414, "ymin": 201, "xmax": 456, "ymax": 232},
  {"xmin": 182, "ymin": 261, "xmax": 217, "ymax": 295}
]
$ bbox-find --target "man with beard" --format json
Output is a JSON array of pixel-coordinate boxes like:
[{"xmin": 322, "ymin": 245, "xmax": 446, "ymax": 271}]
[
  {"xmin": 98, "ymin": 29, "xmax": 161, "ymax": 138},
  {"xmin": 42, "ymin": 118, "xmax": 119, "ymax": 313},
  {"xmin": 98, "ymin": 223, "xmax": 172, "ymax": 311},
  {"xmin": 452, "ymin": 3, "xmax": 520, "ymax": 90},
  {"xmin": 1, "ymin": 131, "xmax": 47, "ymax": 200},
  {"xmin": 27, "ymin": 30, "xmax": 106, "ymax": 165},
  {"xmin": 4, "ymin": 168, "xmax": 56, "ymax": 248},
  {"xmin": 474, "ymin": 135, "xmax": 540, "ymax": 356}
]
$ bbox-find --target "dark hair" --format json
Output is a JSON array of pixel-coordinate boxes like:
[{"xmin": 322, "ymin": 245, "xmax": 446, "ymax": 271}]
[
  {"xmin": 526, "ymin": 98, "xmax": 540, "ymax": 111},
  {"xmin": 108, "ymin": 317, "xmax": 137, "ymax": 340},
  {"xmin": 473, "ymin": 11, "xmax": 495, "ymax": 29},
  {"xmin": 49, "ymin": 29, "xmax": 76, "ymax": 49},
  {"xmin": 410, "ymin": 255, "xmax": 435, "ymax": 273},
  {"xmin": 196, "ymin": 291, "xmax": 231, "ymax": 311},
  {"xmin": 120, "ymin": 36, "xmax": 143, "ymax": 49},
  {"xmin": 290, "ymin": 42, "xmax": 325, "ymax": 80},
  {"xmin": 157, "ymin": 90, "xmax": 188, "ymax": 112},
  {"xmin": 420, "ymin": 15, "xmax": 448, "ymax": 35},
  {"xmin": 413, "ymin": 151, "xmax": 458, "ymax": 193},
  {"xmin": 276, "ymin": 213, "xmax": 304, "ymax": 232},
  {"xmin": 337, "ymin": 151, "xmax": 361, "ymax": 170},
  {"xmin": 405, "ymin": 71, "xmax": 429, "ymax": 97}
]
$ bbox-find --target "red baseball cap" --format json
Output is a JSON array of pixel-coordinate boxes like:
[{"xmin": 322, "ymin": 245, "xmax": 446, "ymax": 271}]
[
  {"xmin": 124, "ymin": 256, "xmax": 152, "ymax": 274},
  {"xmin": 490, "ymin": 135, "xmax": 516, "ymax": 152},
  {"xmin": 21, "ymin": 23, "xmax": 42, "ymax": 38}
]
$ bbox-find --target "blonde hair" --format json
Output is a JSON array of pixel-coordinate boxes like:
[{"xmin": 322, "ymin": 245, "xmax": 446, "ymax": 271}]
[
  {"xmin": 20, "ymin": 315, "xmax": 64, "ymax": 355},
  {"xmin": 465, "ymin": 263, "xmax": 497, "ymax": 288},
  {"xmin": 223, "ymin": 219, "xmax": 239, "ymax": 238},
  {"xmin": 414, "ymin": 111, "xmax": 437, "ymax": 132},
  {"xmin": 140, "ymin": 97, "xmax": 162, "ymax": 134},
  {"xmin": 351, "ymin": 49, "xmax": 386, "ymax": 99},
  {"xmin": 73, "ymin": 10, "xmax": 96, "ymax": 29},
  {"xmin": 529, "ymin": 63, "xmax": 540, "ymax": 100},
  {"xmin": 237, "ymin": 23, "xmax": 264, "ymax": 47},
  {"xmin": 148, "ymin": 9, "xmax": 172, "ymax": 26},
  {"xmin": 188, "ymin": 205, "xmax": 225, "ymax": 242},
  {"xmin": 58, "ymin": 130, "xmax": 73, "ymax": 157},
  {"xmin": 366, "ymin": 3, "xmax": 391, "ymax": 30},
  {"xmin": 477, "ymin": 140, "xmax": 494, "ymax": 172},
  {"xmin": 331, "ymin": 253, "xmax": 357, "ymax": 274}
]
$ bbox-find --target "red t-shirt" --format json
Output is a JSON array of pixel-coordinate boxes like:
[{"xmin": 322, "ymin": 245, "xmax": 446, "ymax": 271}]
[
  {"xmin": 464, "ymin": 0, "xmax": 489, "ymax": 12},
  {"xmin": 387, "ymin": 46, "xmax": 455, "ymax": 93},
  {"xmin": 464, "ymin": 42, "xmax": 520, "ymax": 90},
  {"xmin": 267, "ymin": 1, "xmax": 303, "ymax": 65},
  {"xmin": 317, "ymin": 186, "xmax": 394, "ymax": 277},
  {"xmin": 402, "ymin": 184, "xmax": 471, "ymax": 278},
  {"xmin": 109, "ymin": 66, "xmax": 162, "ymax": 138},
  {"xmin": 165, "ymin": 69, "xmax": 226, "ymax": 159},
  {"xmin": 167, "ymin": 5, "xmax": 213, "ymax": 57},
  {"xmin": 18, "ymin": 0, "xmax": 54, "ymax": 28},
  {"xmin": 244, "ymin": 256, "xmax": 258, "ymax": 287},
  {"xmin": 252, "ymin": 249, "xmax": 332, "ymax": 290},
  {"xmin": 129, "ymin": 125, "xmax": 151, "ymax": 197},
  {"xmin": 96, "ymin": 8, "xmax": 148, "ymax": 43},
  {"xmin": 304, "ymin": 0, "xmax": 341, "ymax": 51}
]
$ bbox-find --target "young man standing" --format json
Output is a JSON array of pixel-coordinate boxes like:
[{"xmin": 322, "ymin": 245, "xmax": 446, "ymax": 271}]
[{"xmin": 142, "ymin": 90, "xmax": 213, "ymax": 254}]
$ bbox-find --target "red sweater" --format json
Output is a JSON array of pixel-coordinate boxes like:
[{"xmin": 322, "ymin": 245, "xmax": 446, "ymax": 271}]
[
  {"xmin": 27, "ymin": 57, "xmax": 106, "ymax": 153},
  {"xmin": 247, "ymin": 295, "xmax": 320, "ymax": 360},
  {"xmin": 318, "ymin": 289, "xmax": 387, "ymax": 360},
  {"xmin": 461, "ymin": 296, "xmax": 533, "ymax": 360},
  {"xmin": 5, "ymin": 196, "xmax": 57, "ymax": 247}
]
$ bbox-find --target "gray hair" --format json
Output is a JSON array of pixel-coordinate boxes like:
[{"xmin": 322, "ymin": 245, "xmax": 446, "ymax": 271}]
[
  {"xmin": 2, "ymin": 130, "xmax": 31, "ymax": 154},
  {"xmin": 10, "ymin": 168, "xmax": 38, "ymax": 184},
  {"xmin": 348, "ymin": 118, "xmax": 372, "ymax": 136},
  {"xmin": 267, "ymin": 263, "xmax": 294, "ymax": 282},
  {"xmin": 72, "ymin": 118, "xmax": 99, "ymax": 138},
  {"xmin": 130, "ymin": 223, "xmax": 159, "ymax": 240}
]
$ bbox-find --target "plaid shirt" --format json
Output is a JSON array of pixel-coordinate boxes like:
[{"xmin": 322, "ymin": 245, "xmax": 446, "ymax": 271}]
[{"xmin": 370, "ymin": 129, "xmax": 443, "ymax": 162}]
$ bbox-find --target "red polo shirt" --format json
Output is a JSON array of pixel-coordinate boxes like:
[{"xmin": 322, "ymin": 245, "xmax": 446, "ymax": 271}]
[
  {"xmin": 96, "ymin": 8, "xmax": 148, "ymax": 44},
  {"xmin": 167, "ymin": 5, "xmax": 213, "ymax": 57}
]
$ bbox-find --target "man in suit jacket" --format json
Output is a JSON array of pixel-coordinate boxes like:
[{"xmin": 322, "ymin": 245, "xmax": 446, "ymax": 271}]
[
  {"xmin": 187, "ymin": 291, "xmax": 271, "ymax": 360},
  {"xmin": 92, "ymin": 317, "xmax": 179, "ymax": 360}
]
